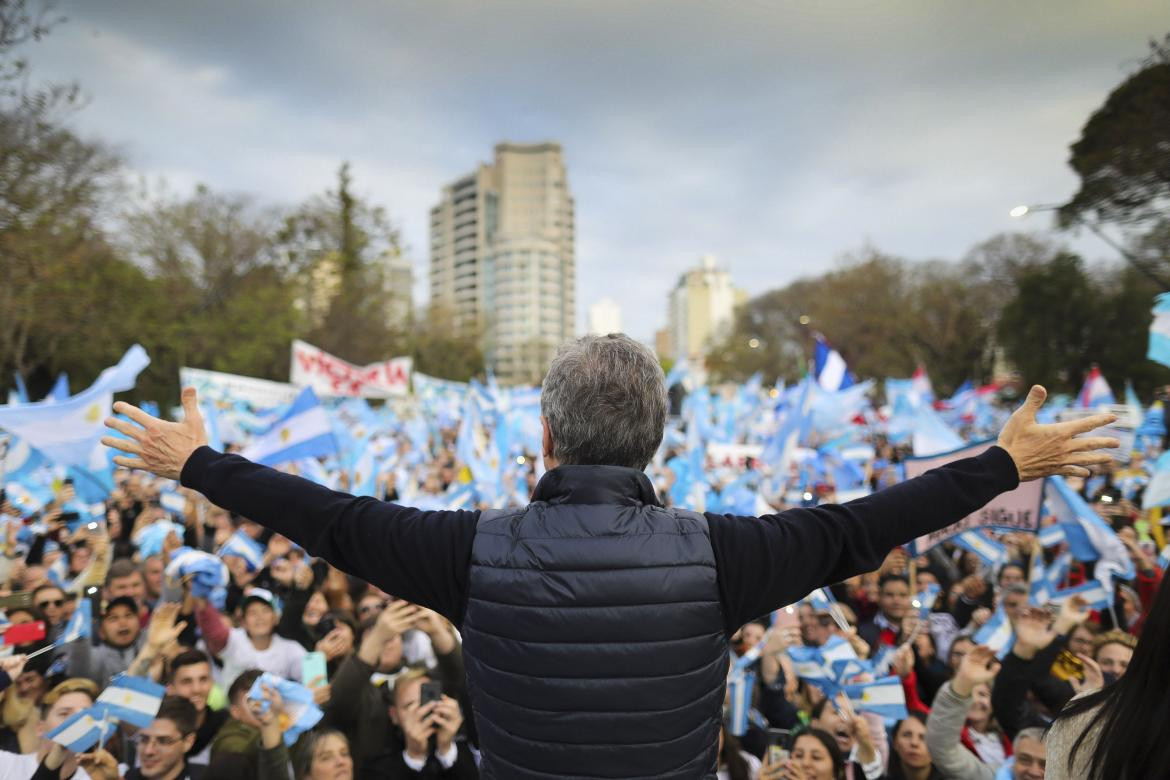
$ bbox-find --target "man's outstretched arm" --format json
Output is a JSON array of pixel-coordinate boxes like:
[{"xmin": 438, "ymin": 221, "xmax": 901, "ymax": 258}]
[
  {"xmin": 103, "ymin": 388, "xmax": 478, "ymax": 621},
  {"xmin": 709, "ymin": 385, "xmax": 1118, "ymax": 631}
]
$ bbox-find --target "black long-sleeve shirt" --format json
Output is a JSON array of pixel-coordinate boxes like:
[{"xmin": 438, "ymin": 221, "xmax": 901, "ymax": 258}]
[{"xmin": 180, "ymin": 445, "xmax": 1019, "ymax": 635}]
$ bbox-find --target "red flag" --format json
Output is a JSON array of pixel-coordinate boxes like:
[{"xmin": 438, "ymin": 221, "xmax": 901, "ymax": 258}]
[{"xmin": 2, "ymin": 620, "xmax": 46, "ymax": 645}]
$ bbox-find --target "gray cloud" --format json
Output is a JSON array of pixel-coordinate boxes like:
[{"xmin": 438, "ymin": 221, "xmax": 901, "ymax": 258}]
[{"xmin": 24, "ymin": 0, "xmax": 1168, "ymax": 341}]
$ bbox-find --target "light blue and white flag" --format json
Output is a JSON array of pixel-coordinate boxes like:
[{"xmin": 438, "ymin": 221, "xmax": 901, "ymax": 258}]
[
  {"xmin": 1147, "ymin": 292, "xmax": 1170, "ymax": 368},
  {"xmin": 158, "ymin": 490, "xmax": 187, "ymax": 517},
  {"xmin": 132, "ymin": 521, "xmax": 185, "ymax": 559},
  {"xmin": 1046, "ymin": 476, "xmax": 1135, "ymax": 590},
  {"xmin": 911, "ymin": 404, "xmax": 965, "ymax": 457},
  {"xmin": 95, "ymin": 673, "xmax": 166, "ymax": 729},
  {"xmin": 1049, "ymin": 579, "xmax": 1111, "ymax": 611},
  {"xmin": 46, "ymin": 707, "xmax": 108, "ymax": 753},
  {"xmin": 786, "ymin": 645, "xmax": 835, "ymax": 683},
  {"xmin": 1038, "ymin": 523, "xmax": 1067, "ymax": 548},
  {"xmin": 915, "ymin": 583, "xmax": 941, "ymax": 618},
  {"xmin": 2, "ymin": 436, "xmax": 47, "ymax": 483},
  {"xmin": 54, "ymin": 599, "xmax": 91, "ymax": 646},
  {"xmin": 0, "ymin": 345, "xmax": 150, "ymax": 472},
  {"xmin": 973, "ymin": 606, "xmax": 1015, "ymax": 658},
  {"xmin": 248, "ymin": 673, "xmax": 324, "ymax": 746},
  {"xmin": 217, "ymin": 531, "xmax": 265, "ymax": 572},
  {"xmin": 1141, "ymin": 451, "xmax": 1170, "ymax": 510},
  {"xmin": 818, "ymin": 635, "xmax": 859, "ymax": 665},
  {"xmin": 166, "ymin": 547, "xmax": 229, "ymax": 603},
  {"xmin": 953, "ymin": 531, "xmax": 1007, "ymax": 568},
  {"xmin": 45, "ymin": 373, "xmax": 70, "ymax": 402},
  {"xmin": 814, "ymin": 335, "xmax": 854, "ymax": 392},
  {"xmin": 240, "ymin": 387, "xmax": 338, "ymax": 467},
  {"xmin": 727, "ymin": 669, "xmax": 755, "ymax": 737},
  {"xmin": 842, "ymin": 676, "xmax": 908, "ymax": 721}
]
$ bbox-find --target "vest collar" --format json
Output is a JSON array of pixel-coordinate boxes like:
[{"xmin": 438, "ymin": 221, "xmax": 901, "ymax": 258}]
[{"xmin": 531, "ymin": 465, "xmax": 664, "ymax": 507}]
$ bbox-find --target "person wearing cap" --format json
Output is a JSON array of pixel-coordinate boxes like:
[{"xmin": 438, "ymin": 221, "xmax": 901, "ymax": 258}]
[
  {"xmin": 193, "ymin": 587, "xmax": 304, "ymax": 691},
  {"xmin": 64, "ymin": 595, "xmax": 144, "ymax": 687}
]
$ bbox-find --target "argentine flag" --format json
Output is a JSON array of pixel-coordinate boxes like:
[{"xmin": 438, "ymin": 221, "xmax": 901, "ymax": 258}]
[
  {"xmin": 1046, "ymin": 477, "xmax": 1135, "ymax": 591},
  {"xmin": 95, "ymin": 674, "xmax": 166, "ymax": 728},
  {"xmin": 842, "ymin": 676, "xmax": 908, "ymax": 722},
  {"xmin": 1077, "ymin": 365, "xmax": 1115, "ymax": 408},
  {"xmin": 1049, "ymin": 579, "xmax": 1111, "ymax": 611},
  {"xmin": 973, "ymin": 606, "xmax": 1015, "ymax": 658},
  {"xmin": 54, "ymin": 599, "xmax": 92, "ymax": 646},
  {"xmin": 240, "ymin": 387, "xmax": 338, "ymax": 467},
  {"xmin": 46, "ymin": 708, "xmax": 109, "ymax": 753},
  {"xmin": 727, "ymin": 670, "xmax": 755, "ymax": 737},
  {"xmin": 953, "ymin": 530, "xmax": 1007, "ymax": 567},
  {"xmin": 0, "ymin": 345, "xmax": 149, "ymax": 471},
  {"xmin": 813, "ymin": 335, "xmax": 854, "ymax": 392},
  {"xmin": 1148, "ymin": 292, "xmax": 1170, "ymax": 368},
  {"xmin": 217, "ymin": 531, "xmax": 266, "ymax": 572},
  {"xmin": 248, "ymin": 673, "xmax": 324, "ymax": 746},
  {"xmin": 1141, "ymin": 451, "xmax": 1170, "ymax": 510}
]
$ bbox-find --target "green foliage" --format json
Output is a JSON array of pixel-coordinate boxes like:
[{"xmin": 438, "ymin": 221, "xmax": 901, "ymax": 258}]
[{"xmin": 1061, "ymin": 61, "xmax": 1170, "ymax": 230}]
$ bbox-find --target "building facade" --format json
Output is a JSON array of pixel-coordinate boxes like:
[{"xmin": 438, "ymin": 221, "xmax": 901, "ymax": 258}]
[
  {"xmin": 429, "ymin": 142, "xmax": 575, "ymax": 383},
  {"xmin": 666, "ymin": 255, "xmax": 746, "ymax": 365},
  {"xmin": 587, "ymin": 298, "xmax": 622, "ymax": 336}
]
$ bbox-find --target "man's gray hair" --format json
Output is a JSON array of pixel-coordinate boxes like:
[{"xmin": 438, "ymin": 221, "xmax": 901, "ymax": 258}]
[
  {"xmin": 541, "ymin": 334, "xmax": 668, "ymax": 470},
  {"xmin": 1014, "ymin": 726, "xmax": 1046, "ymax": 751}
]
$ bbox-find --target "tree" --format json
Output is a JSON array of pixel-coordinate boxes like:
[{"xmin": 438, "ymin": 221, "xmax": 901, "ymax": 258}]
[
  {"xmin": 1059, "ymin": 36, "xmax": 1170, "ymax": 286},
  {"xmin": 410, "ymin": 305, "xmax": 484, "ymax": 381},
  {"xmin": 277, "ymin": 163, "xmax": 407, "ymax": 364},
  {"xmin": 119, "ymin": 184, "xmax": 301, "ymax": 398},
  {"xmin": 996, "ymin": 252, "xmax": 1100, "ymax": 394}
]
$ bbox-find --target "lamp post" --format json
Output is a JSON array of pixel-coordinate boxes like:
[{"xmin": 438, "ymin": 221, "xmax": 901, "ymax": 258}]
[{"xmin": 1009, "ymin": 203, "xmax": 1169, "ymax": 288}]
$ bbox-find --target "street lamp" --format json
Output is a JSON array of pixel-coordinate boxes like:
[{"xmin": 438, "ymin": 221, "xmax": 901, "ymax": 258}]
[
  {"xmin": 747, "ymin": 338, "xmax": 760, "ymax": 349},
  {"xmin": 798, "ymin": 315, "xmax": 811, "ymax": 326},
  {"xmin": 1009, "ymin": 202, "xmax": 1168, "ymax": 287}
]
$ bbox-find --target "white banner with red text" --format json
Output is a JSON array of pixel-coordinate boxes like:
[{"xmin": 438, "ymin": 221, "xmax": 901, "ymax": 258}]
[{"xmin": 290, "ymin": 340, "xmax": 412, "ymax": 398}]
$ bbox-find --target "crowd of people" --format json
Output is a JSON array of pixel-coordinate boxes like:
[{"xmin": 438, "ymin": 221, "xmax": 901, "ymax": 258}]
[{"xmin": 0, "ymin": 367, "xmax": 1166, "ymax": 779}]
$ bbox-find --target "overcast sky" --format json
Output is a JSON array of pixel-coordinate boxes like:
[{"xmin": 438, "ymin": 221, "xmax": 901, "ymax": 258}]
[{"xmin": 26, "ymin": 0, "xmax": 1168, "ymax": 341}]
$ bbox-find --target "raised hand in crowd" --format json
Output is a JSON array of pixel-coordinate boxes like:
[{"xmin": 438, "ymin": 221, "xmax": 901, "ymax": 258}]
[
  {"xmin": 413, "ymin": 606, "xmax": 458, "ymax": 654},
  {"xmin": 400, "ymin": 694, "xmax": 439, "ymax": 762},
  {"xmin": 1011, "ymin": 607, "xmax": 1057, "ymax": 660},
  {"xmin": 75, "ymin": 748, "xmax": 121, "ymax": 780},
  {"xmin": 249, "ymin": 682, "xmax": 286, "ymax": 750},
  {"xmin": 1070, "ymin": 653, "xmax": 1104, "ymax": 695},
  {"xmin": 996, "ymin": 385, "xmax": 1118, "ymax": 480},
  {"xmin": 129, "ymin": 601, "xmax": 188, "ymax": 678},
  {"xmin": 357, "ymin": 599, "xmax": 419, "ymax": 666},
  {"xmin": 1052, "ymin": 593, "xmax": 1091, "ymax": 636},
  {"xmin": 891, "ymin": 643, "xmax": 916, "ymax": 679},
  {"xmin": 315, "ymin": 626, "xmax": 352, "ymax": 662},
  {"xmin": 0, "ymin": 653, "xmax": 27, "ymax": 678},
  {"xmin": 432, "ymin": 694, "xmax": 464, "ymax": 757},
  {"xmin": 952, "ymin": 644, "xmax": 1001, "ymax": 697}
]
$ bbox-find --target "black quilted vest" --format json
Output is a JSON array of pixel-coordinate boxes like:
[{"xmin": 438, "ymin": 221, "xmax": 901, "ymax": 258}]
[{"xmin": 461, "ymin": 465, "xmax": 729, "ymax": 779}]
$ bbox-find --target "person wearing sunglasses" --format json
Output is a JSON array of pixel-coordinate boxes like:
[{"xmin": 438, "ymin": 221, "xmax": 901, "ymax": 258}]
[{"xmin": 31, "ymin": 584, "xmax": 73, "ymax": 641}]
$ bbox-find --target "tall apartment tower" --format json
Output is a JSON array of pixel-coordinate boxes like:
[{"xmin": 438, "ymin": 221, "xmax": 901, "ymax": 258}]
[
  {"xmin": 429, "ymin": 143, "xmax": 575, "ymax": 384},
  {"xmin": 667, "ymin": 255, "xmax": 746, "ymax": 365}
]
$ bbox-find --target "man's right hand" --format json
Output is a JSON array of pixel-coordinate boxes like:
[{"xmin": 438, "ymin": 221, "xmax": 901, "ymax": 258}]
[
  {"xmin": 103, "ymin": 387, "xmax": 209, "ymax": 481},
  {"xmin": 996, "ymin": 385, "xmax": 1118, "ymax": 481}
]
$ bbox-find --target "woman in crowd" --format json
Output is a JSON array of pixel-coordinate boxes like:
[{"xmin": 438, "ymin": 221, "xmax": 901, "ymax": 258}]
[
  {"xmin": 882, "ymin": 713, "xmax": 940, "ymax": 780},
  {"xmin": 1047, "ymin": 576, "xmax": 1170, "ymax": 779},
  {"xmin": 760, "ymin": 728, "xmax": 846, "ymax": 780}
]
